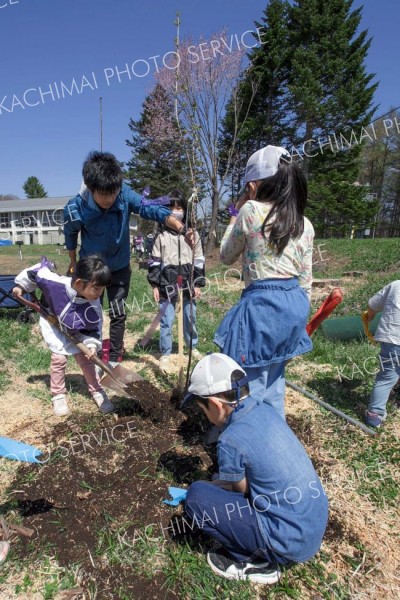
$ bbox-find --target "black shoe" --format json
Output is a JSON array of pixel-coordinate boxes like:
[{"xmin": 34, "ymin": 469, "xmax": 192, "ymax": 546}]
[{"xmin": 207, "ymin": 548, "xmax": 280, "ymax": 584}]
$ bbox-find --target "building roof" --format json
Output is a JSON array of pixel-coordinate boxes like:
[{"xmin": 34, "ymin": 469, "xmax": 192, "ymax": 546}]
[{"xmin": 0, "ymin": 197, "xmax": 72, "ymax": 213}]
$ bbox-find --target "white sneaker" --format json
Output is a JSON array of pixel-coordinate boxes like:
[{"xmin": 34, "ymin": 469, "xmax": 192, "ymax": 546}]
[
  {"xmin": 191, "ymin": 348, "xmax": 202, "ymax": 360},
  {"xmin": 159, "ymin": 355, "xmax": 171, "ymax": 370},
  {"xmin": 207, "ymin": 548, "xmax": 280, "ymax": 584},
  {"xmin": 92, "ymin": 390, "xmax": 115, "ymax": 414},
  {"xmin": 52, "ymin": 394, "xmax": 70, "ymax": 417}
]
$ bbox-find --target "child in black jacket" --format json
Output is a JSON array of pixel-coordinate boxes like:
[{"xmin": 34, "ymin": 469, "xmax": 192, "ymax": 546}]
[{"xmin": 147, "ymin": 191, "xmax": 205, "ymax": 368}]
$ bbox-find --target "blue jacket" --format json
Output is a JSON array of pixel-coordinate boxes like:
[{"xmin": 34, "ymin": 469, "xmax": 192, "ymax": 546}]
[
  {"xmin": 214, "ymin": 278, "xmax": 312, "ymax": 367},
  {"xmin": 218, "ymin": 396, "xmax": 328, "ymax": 563},
  {"xmin": 63, "ymin": 183, "xmax": 171, "ymax": 272}
]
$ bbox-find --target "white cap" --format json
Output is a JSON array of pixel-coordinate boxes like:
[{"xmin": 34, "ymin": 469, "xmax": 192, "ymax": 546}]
[
  {"xmin": 244, "ymin": 145, "xmax": 290, "ymax": 184},
  {"xmin": 182, "ymin": 353, "xmax": 247, "ymax": 406}
]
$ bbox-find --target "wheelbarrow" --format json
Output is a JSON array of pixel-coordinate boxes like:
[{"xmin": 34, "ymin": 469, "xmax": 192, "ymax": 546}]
[{"xmin": 0, "ymin": 275, "xmax": 35, "ymax": 323}]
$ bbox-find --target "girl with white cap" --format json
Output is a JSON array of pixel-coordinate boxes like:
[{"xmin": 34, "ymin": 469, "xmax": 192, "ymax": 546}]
[{"xmin": 214, "ymin": 145, "xmax": 314, "ymax": 419}]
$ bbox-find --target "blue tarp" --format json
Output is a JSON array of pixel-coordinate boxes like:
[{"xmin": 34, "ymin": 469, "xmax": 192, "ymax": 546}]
[{"xmin": 0, "ymin": 240, "xmax": 12, "ymax": 246}]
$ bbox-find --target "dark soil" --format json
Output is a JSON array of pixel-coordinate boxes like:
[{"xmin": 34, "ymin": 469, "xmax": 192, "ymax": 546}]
[{"xmin": 3, "ymin": 381, "xmax": 216, "ymax": 600}]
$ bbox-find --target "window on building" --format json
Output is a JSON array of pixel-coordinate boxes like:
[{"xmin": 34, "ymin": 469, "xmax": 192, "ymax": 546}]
[
  {"xmin": 15, "ymin": 211, "xmax": 38, "ymax": 227},
  {"xmin": 40, "ymin": 209, "xmax": 64, "ymax": 227},
  {"xmin": 52, "ymin": 209, "xmax": 63, "ymax": 226},
  {"xmin": 0, "ymin": 213, "xmax": 11, "ymax": 227}
]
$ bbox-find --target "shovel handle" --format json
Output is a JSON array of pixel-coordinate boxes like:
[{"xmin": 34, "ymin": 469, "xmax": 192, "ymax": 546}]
[
  {"xmin": 13, "ymin": 293, "xmax": 45, "ymax": 314},
  {"xmin": 14, "ymin": 293, "xmax": 124, "ymax": 385}
]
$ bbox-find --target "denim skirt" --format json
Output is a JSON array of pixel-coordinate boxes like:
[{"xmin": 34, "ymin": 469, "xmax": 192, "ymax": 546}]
[{"xmin": 214, "ymin": 278, "xmax": 312, "ymax": 368}]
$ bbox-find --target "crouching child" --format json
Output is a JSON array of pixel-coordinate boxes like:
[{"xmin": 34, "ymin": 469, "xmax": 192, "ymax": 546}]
[{"xmin": 182, "ymin": 353, "xmax": 328, "ymax": 584}]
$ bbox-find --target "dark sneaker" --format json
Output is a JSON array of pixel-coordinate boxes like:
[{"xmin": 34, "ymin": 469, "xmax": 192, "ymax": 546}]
[
  {"xmin": 365, "ymin": 411, "xmax": 384, "ymax": 428},
  {"xmin": 207, "ymin": 548, "xmax": 280, "ymax": 584}
]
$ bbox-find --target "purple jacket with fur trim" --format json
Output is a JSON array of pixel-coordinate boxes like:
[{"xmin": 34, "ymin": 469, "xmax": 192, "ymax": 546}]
[{"xmin": 15, "ymin": 260, "xmax": 102, "ymax": 355}]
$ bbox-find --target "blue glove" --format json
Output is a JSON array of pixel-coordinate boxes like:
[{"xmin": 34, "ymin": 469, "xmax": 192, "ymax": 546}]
[{"xmin": 162, "ymin": 486, "xmax": 188, "ymax": 506}]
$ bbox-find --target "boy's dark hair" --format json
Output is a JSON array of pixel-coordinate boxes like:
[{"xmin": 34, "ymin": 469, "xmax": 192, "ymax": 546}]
[
  {"xmin": 82, "ymin": 151, "xmax": 124, "ymax": 194},
  {"xmin": 194, "ymin": 370, "xmax": 250, "ymax": 409},
  {"xmin": 72, "ymin": 256, "xmax": 111, "ymax": 288},
  {"xmin": 257, "ymin": 159, "xmax": 307, "ymax": 255}
]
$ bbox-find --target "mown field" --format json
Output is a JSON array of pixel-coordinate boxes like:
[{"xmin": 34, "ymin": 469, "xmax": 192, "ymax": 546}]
[{"xmin": 0, "ymin": 238, "xmax": 399, "ymax": 600}]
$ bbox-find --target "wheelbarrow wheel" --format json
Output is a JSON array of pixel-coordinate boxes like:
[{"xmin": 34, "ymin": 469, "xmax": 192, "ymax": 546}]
[{"xmin": 17, "ymin": 310, "xmax": 33, "ymax": 324}]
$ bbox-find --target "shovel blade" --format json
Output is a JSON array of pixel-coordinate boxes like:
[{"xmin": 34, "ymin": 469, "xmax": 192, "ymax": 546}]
[
  {"xmin": 100, "ymin": 374, "xmax": 132, "ymax": 397},
  {"xmin": 112, "ymin": 364, "xmax": 144, "ymax": 384},
  {"xmin": 100, "ymin": 365, "xmax": 144, "ymax": 398}
]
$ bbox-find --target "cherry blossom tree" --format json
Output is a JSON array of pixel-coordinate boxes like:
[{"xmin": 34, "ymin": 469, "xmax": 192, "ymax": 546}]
[{"xmin": 156, "ymin": 26, "xmax": 259, "ymax": 252}]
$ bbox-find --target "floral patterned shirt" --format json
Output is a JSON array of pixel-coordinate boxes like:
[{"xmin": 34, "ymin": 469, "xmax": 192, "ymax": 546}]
[{"xmin": 220, "ymin": 200, "xmax": 314, "ymax": 299}]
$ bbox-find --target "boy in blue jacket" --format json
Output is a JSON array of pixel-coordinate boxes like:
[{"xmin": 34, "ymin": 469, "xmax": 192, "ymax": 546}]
[
  {"xmin": 64, "ymin": 152, "xmax": 190, "ymax": 364},
  {"xmin": 183, "ymin": 353, "xmax": 328, "ymax": 585}
]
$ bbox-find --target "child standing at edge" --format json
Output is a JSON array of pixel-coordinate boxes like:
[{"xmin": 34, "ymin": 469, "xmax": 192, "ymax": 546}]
[
  {"xmin": 183, "ymin": 353, "xmax": 328, "ymax": 584},
  {"xmin": 13, "ymin": 256, "xmax": 114, "ymax": 417},
  {"xmin": 214, "ymin": 145, "xmax": 314, "ymax": 419},
  {"xmin": 364, "ymin": 279, "xmax": 400, "ymax": 428},
  {"xmin": 147, "ymin": 190, "xmax": 205, "ymax": 369},
  {"xmin": 64, "ymin": 152, "xmax": 192, "ymax": 366}
]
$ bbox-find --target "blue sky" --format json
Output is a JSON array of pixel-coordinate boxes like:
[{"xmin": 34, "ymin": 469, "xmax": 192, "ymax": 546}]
[{"xmin": 0, "ymin": 0, "xmax": 398, "ymax": 198}]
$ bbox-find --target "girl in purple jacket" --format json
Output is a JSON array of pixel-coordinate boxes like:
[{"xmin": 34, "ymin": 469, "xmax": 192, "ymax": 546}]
[{"xmin": 13, "ymin": 256, "xmax": 114, "ymax": 417}]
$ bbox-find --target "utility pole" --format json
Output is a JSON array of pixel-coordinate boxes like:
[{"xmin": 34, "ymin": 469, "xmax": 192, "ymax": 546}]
[{"xmin": 100, "ymin": 97, "xmax": 103, "ymax": 152}]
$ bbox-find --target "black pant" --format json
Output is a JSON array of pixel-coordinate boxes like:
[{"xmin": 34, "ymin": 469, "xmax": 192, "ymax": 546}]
[{"xmin": 105, "ymin": 266, "xmax": 131, "ymax": 361}]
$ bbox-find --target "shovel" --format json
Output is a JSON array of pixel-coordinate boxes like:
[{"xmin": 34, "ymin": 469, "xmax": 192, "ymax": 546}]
[{"xmin": 15, "ymin": 295, "xmax": 143, "ymax": 397}]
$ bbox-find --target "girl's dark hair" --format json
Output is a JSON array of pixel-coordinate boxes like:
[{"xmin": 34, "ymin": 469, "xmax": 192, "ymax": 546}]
[
  {"xmin": 257, "ymin": 160, "xmax": 307, "ymax": 255},
  {"xmin": 168, "ymin": 189, "xmax": 187, "ymax": 211},
  {"xmin": 163, "ymin": 189, "xmax": 194, "ymax": 229},
  {"xmin": 82, "ymin": 151, "xmax": 123, "ymax": 194},
  {"xmin": 73, "ymin": 256, "xmax": 111, "ymax": 288}
]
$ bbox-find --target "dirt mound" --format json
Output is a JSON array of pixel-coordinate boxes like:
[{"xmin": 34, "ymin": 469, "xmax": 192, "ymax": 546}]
[{"xmin": 6, "ymin": 384, "xmax": 213, "ymax": 599}]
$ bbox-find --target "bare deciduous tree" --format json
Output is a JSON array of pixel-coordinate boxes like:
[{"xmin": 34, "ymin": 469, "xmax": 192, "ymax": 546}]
[{"xmin": 156, "ymin": 25, "xmax": 259, "ymax": 253}]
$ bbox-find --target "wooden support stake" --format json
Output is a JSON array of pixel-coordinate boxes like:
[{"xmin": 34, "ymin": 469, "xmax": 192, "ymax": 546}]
[{"xmin": 177, "ymin": 286, "xmax": 184, "ymax": 391}]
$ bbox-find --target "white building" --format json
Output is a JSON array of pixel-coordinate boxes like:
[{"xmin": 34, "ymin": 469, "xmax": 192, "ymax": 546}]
[{"xmin": 0, "ymin": 197, "xmax": 138, "ymax": 245}]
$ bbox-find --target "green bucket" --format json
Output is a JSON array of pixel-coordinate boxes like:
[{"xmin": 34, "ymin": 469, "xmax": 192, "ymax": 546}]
[{"xmin": 321, "ymin": 313, "xmax": 381, "ymax": 341}]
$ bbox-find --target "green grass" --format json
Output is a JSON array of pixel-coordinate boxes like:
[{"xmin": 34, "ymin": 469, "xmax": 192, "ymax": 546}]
[
  {"xmin": 163, "ymin": 542, "xmax": 256, "ymax": 599},
  {"xmin": 0, "ymin": 554, "xmax": 83, "ymax": 600},
  {"xmin": 313, "ymin": 238, "xmax": 400, "ymax": 278},
  {"xmin": 0, "ymin": 363, "xmax": 11, "ymax": 392},
  {"xmin": 96, "ymin": 519, "xmax": 166, "ymax": 575},
  {"xmin": 0, "ymin": 240, "xmax": 399, "ymax": 598}
]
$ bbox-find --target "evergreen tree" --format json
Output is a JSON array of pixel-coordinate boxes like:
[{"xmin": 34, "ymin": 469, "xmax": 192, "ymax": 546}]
[
  {"xmin": 288, "ymin": 0, "xmax": 378, "ymax": 235},
  {"xmin": 219, "ymin": 0, "xmax": 292, "ymax": 196},
  {"xmin": 125, "ymin": 84, "xmax": 192, "ymax": 201},
  {"xmin": 23, "ymin": 177, "xmax": 47, "ymax": 198},
  {"xmin": 220, "ymin": 0, "xmax": 378, "ymax": 236}
]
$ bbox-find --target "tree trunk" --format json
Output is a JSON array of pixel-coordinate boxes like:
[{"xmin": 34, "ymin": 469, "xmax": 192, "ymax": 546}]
[{"xmin": 205, "ymin": 184, "xmax": 220, "ymax": 255}]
